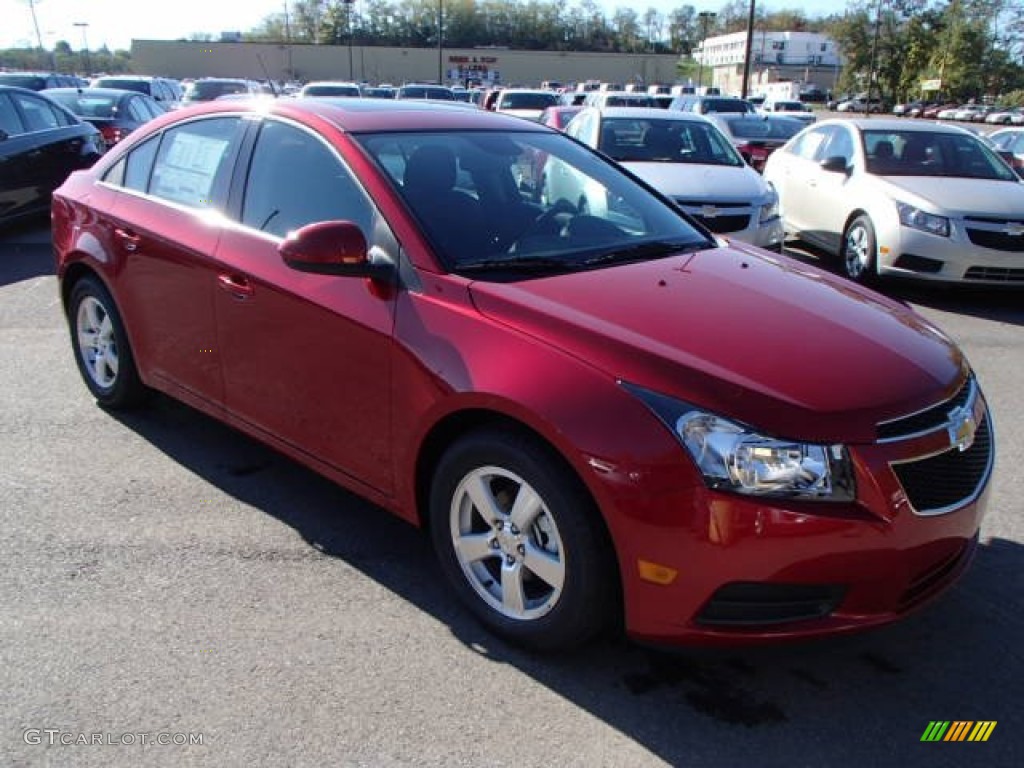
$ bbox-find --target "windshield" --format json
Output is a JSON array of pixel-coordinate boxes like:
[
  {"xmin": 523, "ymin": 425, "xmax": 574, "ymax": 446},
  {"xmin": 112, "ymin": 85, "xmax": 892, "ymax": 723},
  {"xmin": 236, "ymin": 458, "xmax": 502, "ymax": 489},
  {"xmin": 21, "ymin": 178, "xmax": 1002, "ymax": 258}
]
[
  {"xmin": 184, "ymin": 81, "xmax": 248, "ymax": 102},
  {"xmin": 773, "ymin": 101, "xmax": 805, "ymax": 112},
  {"xmin": 303, "ymin": 84, "xmax": 361, "ymax": 97},
  {"xmin": 94, "ymin": 79, "xmax": 149, "ymax": 95},
  {"xmin": 863, "ymin": 130, "xmax": 1019, "ymax": 180},
  {"xmin": 354, "ymin": 130, "xmax": 712, "ymax": 279},
  {"xmin": 499, "ymin": 92, "xmax": 558, "ymax": 110},
  {"xmin": 598, "ymin": 117, "xmax": 744, "ymax": 166},
  {"xmin": 398, "ymin": 86, "xmax": 454, "ymax": 100},
  {"xmin": 0, "ymin": 74, "xmax": 45, "ymax": 89},
  {"xmin": 699, "ymin": 98, "xmax": 754, "ymax": 114}
]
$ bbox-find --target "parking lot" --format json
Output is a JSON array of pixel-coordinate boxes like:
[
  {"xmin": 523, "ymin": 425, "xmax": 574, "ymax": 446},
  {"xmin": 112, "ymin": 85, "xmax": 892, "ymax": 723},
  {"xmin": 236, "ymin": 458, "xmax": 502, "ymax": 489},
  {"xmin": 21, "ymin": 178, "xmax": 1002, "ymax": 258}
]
[{"xmin": 1, "ymin": 220, "xmax": 1021, "ymax": 767}]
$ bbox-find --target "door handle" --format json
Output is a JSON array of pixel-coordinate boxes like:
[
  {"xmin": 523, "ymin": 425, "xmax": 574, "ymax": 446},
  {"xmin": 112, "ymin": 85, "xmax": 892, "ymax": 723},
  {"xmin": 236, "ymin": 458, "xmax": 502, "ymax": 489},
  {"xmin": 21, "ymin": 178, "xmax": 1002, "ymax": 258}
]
[
  {"xmin": 217, "ymin": 273, "xmax": 254, "ymax": 299},
  {"xmin": 114, "ymin": 227, "xmax": 141, "ymax": 252}
]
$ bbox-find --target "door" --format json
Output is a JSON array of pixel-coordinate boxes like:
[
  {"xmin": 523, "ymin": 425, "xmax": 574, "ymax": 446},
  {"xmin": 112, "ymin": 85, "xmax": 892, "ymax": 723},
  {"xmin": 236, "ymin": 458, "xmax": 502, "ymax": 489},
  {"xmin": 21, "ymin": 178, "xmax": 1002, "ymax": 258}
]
[
  {"xmin": 213, "ymin": 119, "xmax": 397, "ymax": 493},
  {"xmin": 105, "ymin": 116, "xmax": 246, "ymax": 404}
]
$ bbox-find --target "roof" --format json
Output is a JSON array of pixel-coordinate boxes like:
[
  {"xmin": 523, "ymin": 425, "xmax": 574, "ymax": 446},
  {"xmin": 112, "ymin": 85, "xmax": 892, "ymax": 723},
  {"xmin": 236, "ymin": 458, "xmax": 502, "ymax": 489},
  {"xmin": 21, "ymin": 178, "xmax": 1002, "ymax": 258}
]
[
  {"xmin": 822, "ymin": 118, "xmax": 980, "ymax": 133},
  {"xmin": 183, "ymin": 98, "xmax": 552, "ymax": 134}
]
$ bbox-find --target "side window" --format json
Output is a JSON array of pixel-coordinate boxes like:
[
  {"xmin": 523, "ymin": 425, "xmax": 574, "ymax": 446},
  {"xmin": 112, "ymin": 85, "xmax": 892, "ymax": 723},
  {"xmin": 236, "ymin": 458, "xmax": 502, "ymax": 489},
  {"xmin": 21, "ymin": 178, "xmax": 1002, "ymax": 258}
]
[
  {"xmin": 822, "ymin": 127, "xmax": 854, "ymax": 164},
  {"xmin": 241, "ymin": 120, "xmax": 373, "ymax": 238},
  {"xmin": 127, "ymin": 98, "xmax": 150, "ymax": 122},
  {"xmin": 788, "ymin": 127, "xmax": 834, "ymax": 161},
  {"xmin": 124, "ymin": 136, "xmax": 160, "ymax": 191},
  {"xmin": 10, "ymin": 92, "xmax": 61, "ymax": 132},
  {"xmin": 0, "ymin": 93, "xmax": 24, "ymax": 135},
  {"xmin": 150, "ymin": 117, "xmax": 241, "ymax": 208}
]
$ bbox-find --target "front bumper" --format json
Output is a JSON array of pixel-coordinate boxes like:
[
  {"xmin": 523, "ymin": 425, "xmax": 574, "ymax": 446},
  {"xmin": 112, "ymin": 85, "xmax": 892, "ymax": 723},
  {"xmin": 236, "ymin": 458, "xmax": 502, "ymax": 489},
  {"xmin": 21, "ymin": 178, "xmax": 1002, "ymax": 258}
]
[
  {"xmin": 607, "ymin": 381, "xmax": 993, "ymax": 645},
  {"xmin": 877, "ymin": 220, "xmax": 1024, "ymax": 285}
]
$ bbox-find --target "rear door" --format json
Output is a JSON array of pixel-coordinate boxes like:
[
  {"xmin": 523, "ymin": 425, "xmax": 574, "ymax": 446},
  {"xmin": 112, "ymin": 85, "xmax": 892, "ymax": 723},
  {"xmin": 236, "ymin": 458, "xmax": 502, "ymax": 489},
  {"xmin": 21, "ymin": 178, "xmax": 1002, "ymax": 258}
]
[
  {"xmin": 100, "ymin": 115, "xmax": 246, "ymax": 405},
  {"xmin": 212, "ymin": 118, "xmax": 398, "ymax": 493}
]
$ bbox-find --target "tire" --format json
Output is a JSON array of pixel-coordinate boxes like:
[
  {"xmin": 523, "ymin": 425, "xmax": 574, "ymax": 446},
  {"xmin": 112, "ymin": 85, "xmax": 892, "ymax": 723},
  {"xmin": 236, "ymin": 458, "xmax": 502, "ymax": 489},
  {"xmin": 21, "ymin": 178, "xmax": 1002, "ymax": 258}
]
[
  {"xmin": 429, "ymin": 428, "xmax": 617, "ymax": 651},
  {"xmin": 68, "ymin": 276, "xmax": 151, "ymax": 409},
  {"xmin": 841, "ymin": 214, "xmax": 878, "ymax": 284}
]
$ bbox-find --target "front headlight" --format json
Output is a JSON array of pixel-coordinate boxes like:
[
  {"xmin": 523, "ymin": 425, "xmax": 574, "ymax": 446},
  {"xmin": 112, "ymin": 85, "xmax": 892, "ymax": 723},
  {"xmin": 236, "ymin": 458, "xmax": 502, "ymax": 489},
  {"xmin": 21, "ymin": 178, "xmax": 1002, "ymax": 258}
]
[
  {"xmin": 759, "ymin": 185, "xmax": 780, "ymax": 224},
  {"xmin": 896, "ymin": 202, "xmax": 950, "ymax": 237},
  {"xmin": 624, "ymin": 383, "xmax": 855, "ymax": 501}
]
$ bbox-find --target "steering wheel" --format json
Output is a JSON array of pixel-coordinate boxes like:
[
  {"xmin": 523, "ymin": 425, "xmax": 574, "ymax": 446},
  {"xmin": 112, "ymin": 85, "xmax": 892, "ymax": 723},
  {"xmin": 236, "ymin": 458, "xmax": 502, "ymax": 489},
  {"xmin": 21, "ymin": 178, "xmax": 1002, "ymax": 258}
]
[{"xmin": 506, "ymin": 199, "xmax": 577, "ymax": 253}]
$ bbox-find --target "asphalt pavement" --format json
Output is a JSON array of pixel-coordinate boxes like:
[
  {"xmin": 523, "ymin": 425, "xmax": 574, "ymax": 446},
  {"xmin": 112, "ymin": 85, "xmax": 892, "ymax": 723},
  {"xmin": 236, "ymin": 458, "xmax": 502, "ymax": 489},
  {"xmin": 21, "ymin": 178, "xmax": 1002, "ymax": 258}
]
[{"xmin": 1, "ymin": 220, "xmax": 1021, "ymax": 768}]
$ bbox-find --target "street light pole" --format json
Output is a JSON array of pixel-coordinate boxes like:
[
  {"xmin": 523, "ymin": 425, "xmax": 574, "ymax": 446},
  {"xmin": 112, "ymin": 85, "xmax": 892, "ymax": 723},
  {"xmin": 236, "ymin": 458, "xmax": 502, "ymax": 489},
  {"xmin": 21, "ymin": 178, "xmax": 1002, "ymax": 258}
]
[
  {"xmin": 345, "ymin": 0, "xmax": 355, "ymax": 81},
  {"xmin": 696, "ymin": 11, "xmax": 716, "ymax": 89},
  {"xmin": 438, "ymin": 0, "xmax": 444, "ymax": 84},
  {"xmin": 866, "ymin": 0, "xmax": 883, "ymax": 118},
  {"xmin": 73, "ymin": 21, "xmax": 90, "ymax": 75}
]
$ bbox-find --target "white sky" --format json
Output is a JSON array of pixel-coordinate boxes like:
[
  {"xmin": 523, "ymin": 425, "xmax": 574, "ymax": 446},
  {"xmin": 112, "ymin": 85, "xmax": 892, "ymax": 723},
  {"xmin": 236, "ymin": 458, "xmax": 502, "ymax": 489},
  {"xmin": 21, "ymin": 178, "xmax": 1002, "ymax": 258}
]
[{"xmin": 1, "ymin": 1, "xmax": 850, "ymax": 52}]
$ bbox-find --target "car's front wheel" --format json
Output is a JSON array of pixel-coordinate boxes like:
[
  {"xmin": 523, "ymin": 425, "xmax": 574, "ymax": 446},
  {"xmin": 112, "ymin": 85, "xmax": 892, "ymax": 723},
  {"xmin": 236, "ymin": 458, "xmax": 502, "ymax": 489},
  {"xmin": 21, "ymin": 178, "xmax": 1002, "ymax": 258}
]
[
  {"xmin": 841, "ymin": 215, "xmax": 878, "ymax": 284},
  {"xmin": 69, "ymin": 276, "xmax": 150, "ymax": 409},
  {"xmin": 429, "ymin": 428, "xmax": 617, "ymax": 651}
]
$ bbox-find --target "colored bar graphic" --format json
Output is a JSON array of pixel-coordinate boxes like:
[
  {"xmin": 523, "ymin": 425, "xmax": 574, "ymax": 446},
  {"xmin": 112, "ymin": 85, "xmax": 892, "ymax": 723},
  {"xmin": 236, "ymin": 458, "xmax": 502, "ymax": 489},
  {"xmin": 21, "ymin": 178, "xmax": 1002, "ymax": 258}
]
[
  {"xmin": 921, "ymin": 721, "xmax": 950, "ymax": 741},
  {"xmin": 921, "ymin": 720, "xmax": 996, "ymax": 742},
  {"xmin": 944, "ymin": 721, "xmax": 972, "ymax": 741}
]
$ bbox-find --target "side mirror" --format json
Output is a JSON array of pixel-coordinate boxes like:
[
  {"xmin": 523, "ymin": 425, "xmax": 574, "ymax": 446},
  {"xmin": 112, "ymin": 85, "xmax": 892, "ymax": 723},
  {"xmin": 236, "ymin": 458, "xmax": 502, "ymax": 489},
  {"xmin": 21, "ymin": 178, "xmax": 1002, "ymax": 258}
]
[
  {"xmin": 279, "ymin": 220, "xmax": 393, "ymax": 280},
  {"xmin": 820, "ymin": 155, "xmax": 849, "ymax": 174}
]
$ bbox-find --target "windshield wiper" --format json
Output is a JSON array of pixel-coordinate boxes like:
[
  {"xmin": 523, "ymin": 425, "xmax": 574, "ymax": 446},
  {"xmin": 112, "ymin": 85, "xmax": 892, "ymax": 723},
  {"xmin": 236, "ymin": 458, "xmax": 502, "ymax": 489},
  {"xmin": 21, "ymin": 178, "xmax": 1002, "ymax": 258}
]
[
  {"xmin": 580, "ymin": 240, "xmax": 707, "ymax": 268},
  {"xmin": 456, "ymin": 256, "xmax": 576, "ymax": 274}
]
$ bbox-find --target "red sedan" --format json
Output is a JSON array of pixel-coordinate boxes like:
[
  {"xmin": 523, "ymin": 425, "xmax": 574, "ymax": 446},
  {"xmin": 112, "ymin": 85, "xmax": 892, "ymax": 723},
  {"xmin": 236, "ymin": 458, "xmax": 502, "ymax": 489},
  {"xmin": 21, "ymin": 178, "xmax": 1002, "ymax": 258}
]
[{"xmin": 52, "ymin": 98, "xmax": 993, "ymax": 650}]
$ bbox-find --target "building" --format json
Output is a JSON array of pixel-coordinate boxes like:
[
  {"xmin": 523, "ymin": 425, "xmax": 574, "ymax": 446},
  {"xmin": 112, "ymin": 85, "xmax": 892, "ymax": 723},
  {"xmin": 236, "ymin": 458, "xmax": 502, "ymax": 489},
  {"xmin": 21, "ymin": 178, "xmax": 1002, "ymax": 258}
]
[
  {"xmin": 129, "ymin": 40, "xmax": 680, "ymax": 90},
  {"xmin": 695, "ymin": 31, "xmax": 842, "ymax": 97}
]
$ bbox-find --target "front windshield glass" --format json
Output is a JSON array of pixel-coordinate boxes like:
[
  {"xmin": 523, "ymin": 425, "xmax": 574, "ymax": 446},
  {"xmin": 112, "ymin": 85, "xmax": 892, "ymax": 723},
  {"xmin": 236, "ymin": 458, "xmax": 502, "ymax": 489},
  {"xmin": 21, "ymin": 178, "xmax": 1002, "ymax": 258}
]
[
  {"xmin": 863, "ymin": 130, "xmax": 1018, "ymax": 179},
  {"xmin": 499, "ymin": 92, "xmax": 558, "ymax": 110},
  {"xmin": 354, "ymin": 130, "xmax": 712, "ymax": 278},
  {"xmin": 304, "ymin": 84, "xmax": 360, "ymax": 97},
  {"xmin": 598, "ymin": 117, "xmax": 744, "ymax": 166}
]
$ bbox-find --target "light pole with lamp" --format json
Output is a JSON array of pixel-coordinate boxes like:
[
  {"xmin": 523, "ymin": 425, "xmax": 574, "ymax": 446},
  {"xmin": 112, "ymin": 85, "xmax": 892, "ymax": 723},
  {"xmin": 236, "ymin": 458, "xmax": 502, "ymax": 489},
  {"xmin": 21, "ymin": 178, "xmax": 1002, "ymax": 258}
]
[
  {"xmin": 696, "ymin": 11, "xmax": 716, "ymax": 89},
  {"xmin": 73, "ymin": 21, "xmax": 90, "ymax": 75},
  {"xmin": 437, "ymin": 0, "xmax": 444, "ymax": 84},
  {"xmin": 343, "ymin": 0, "xmax": 355, "ymax": 81}
]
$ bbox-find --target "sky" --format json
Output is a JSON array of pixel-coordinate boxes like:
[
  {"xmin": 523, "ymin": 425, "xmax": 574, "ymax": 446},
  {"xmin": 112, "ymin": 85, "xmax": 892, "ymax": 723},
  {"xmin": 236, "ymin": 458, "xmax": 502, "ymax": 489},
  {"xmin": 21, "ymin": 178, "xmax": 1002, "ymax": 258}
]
[{"xmin": 1, "ymin": 0, "xmax": 850, "ymax": 53}]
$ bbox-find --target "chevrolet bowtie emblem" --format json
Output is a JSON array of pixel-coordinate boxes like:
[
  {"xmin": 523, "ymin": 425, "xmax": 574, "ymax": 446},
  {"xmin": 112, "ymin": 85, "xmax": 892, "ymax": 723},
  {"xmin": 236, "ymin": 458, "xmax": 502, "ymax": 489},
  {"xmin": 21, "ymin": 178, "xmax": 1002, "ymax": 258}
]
[
  {"xmin": 1002, "ymin": 222, "xmax": 1024, "ymax": 236},
  {"xmin": 947, "ymin": 404, "xmax": 977, "ymax": 452},
  {"xmin": 701, "ymin": 205, "xmax": 720, "ymax": 218}
]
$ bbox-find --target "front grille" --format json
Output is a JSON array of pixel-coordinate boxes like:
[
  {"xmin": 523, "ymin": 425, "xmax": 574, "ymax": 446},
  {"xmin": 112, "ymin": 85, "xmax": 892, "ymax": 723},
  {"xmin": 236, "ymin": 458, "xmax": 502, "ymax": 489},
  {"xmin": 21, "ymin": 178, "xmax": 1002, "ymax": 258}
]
[
  {"xmin": 891, "ymin": 414, "xmax": 993, "ymax": 515},
  {"xmin": 697, "ymin": 582, "xmax": 846, "ymax": 626},
  {"xmin": 691, "ymin": 214, "xmax": 751, "ymax": 234},
  {"xmin": 877, "ymin": 376, "xmax": 973, "ymax": 441},
  {"xmin": 964, "ymin": 266, "xmax": 1024, "ymax": 282},
  {"xmin": 898, "ymin": 536, "xmax": 976, "ymax": 610},
  {"xmin": 965, "ymin": 227, "xmax": 1024, "ymax": 252}
]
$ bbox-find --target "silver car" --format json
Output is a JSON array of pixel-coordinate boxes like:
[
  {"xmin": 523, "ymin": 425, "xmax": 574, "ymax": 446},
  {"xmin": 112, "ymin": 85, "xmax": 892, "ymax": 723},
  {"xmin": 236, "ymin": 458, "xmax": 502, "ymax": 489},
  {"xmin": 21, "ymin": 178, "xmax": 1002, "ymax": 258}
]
[
  {"xmin": 545, "ymin": 107, "xmax": 783, "ymax": 249},
  {"xmin": 763, "ymin": 118, "xmax": 1024, "ymax": 284}
]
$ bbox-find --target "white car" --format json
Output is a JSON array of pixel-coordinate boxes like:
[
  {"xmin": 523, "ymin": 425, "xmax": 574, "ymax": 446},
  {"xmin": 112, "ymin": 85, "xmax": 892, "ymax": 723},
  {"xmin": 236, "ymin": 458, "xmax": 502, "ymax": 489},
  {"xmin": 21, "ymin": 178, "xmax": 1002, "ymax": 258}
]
[
  {"xmin": 545, "ymin": 107, "xmax": 783, "ymax": 249},
  {"xmin": 985, "ymin": 107, "xmax": 1024, "ymax": 125},
  {"xmin": 760, "ymin": 99, "xmax": 816, "ymax": 124},
  {"xmin": 299, "ymin": 81, "xmax": 362, "ymax": 98},
  {"xmin": 493, "ymin": 89, "xmax": 559, "ymax": 121},
  {"xmin": 763, "ymin": 118, "xmax": 1024, "ymax": 284}
]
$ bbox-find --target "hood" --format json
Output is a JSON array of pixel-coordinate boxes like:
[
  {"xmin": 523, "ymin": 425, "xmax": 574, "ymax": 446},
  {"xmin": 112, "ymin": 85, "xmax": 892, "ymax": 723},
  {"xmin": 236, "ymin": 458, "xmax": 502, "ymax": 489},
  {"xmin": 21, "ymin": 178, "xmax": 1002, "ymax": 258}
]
[
  {"xmin": 875, "ymin": 176, "xmax": 1024, "ymax": 218},
  {"xmin": 623, "ymin": 162, "xmax": 770, "ymax": 202},
  {"xmin": 469, "ymin": 245, "xmax": 964, "ymax": 444}
]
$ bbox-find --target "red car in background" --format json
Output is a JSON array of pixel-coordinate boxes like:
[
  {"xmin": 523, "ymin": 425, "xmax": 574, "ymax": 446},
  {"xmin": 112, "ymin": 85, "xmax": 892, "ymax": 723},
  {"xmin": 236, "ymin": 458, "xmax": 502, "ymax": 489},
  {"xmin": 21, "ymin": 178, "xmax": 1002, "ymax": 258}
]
[{"xmin": 52, "ymin": 99, "xmax": 992, "ymax": 650}]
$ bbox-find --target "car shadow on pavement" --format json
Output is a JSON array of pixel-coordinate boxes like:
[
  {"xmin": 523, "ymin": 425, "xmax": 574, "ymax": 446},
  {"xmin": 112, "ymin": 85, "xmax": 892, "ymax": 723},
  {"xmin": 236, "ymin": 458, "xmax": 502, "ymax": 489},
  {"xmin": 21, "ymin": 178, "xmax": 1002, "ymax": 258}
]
[
  {"xmin": 0, "ymin": 220, "xmax": 54, "ymax": 287},
  {"xmin": 784, "ymin": 239, "xmax": 1024, "ymax": 326},
  {"xmin": 110, "ymin": 395, "xmax": 1024, "ymax": 768}
]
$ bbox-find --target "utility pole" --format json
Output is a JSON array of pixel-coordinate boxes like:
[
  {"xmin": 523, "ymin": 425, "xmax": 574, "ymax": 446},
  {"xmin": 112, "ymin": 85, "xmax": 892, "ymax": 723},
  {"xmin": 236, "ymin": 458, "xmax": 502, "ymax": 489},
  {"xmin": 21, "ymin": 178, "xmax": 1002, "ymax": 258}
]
[
  {"xmin": 741, "ymin": 0, "xmax": 756, "ymax": 99},
  {"xmin": 438, "ymin": 0, "xmax": 444, "ymax": 84},
  {"xmin": 696, "ymin": 11, "xmax": 716, "ymax": 89},
  {"xmin": 866, "ymin": 0, "xmax": 883, "ymax": 117}
]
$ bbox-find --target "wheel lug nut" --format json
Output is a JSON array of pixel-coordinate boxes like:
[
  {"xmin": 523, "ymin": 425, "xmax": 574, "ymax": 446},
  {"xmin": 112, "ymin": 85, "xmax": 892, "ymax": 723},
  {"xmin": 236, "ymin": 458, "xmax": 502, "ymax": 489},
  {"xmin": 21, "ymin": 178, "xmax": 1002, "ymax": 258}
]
[
  {"xmin": 495, "ymin": 520, "xmax": 503, "ymax": 530},
  {"xmin": 509, "ymin": 525, "xmax": 519, "ymax": 535},
  {"xmin": 489, "ymin": 538, "xmax": 499, "ymax": 549},
  {"xmin": 505, "ymin": 555, "xmax": 515, "ymax": 565},
  {"xmin": 517, "ymin": 544, "xmax": 525, "ymax": 555}
]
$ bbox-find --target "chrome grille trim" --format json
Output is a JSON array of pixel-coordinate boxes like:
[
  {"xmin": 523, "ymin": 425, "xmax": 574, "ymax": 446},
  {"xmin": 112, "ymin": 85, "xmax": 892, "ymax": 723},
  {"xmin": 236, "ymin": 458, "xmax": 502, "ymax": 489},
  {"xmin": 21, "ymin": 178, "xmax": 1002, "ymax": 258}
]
[{"xmin": 876, "ymin": 375, "xmax": 975, "ymax": 444}]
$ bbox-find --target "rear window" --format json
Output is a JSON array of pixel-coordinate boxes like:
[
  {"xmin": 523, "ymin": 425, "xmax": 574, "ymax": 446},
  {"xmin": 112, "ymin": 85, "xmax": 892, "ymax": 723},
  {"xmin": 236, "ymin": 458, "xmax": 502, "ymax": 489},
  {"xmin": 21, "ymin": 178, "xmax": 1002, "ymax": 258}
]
[
  {"xmin": 398, "ymin": 86, "xmax": 454, "ymax": 100},
  {"xmin": 185, "ymin": 81, "xmax": 249, "ymax": 102},
  {"xmin": 303, "ymin": 84, "xmax": 361, "ymax": 97},
  {"xmin": 499, "ymin": 92, "xmax": 558, "ymax": 110},
  {"xmin": 722, "ymin": 117, "xmax": 803, "ymax": 140},
  {"xmin": 700, "ymin": 99, "xmax": 754, "ymax": 114},
  {"xmin": 46, "ymin": 92, "xmax": 119, "ymax": 118}
]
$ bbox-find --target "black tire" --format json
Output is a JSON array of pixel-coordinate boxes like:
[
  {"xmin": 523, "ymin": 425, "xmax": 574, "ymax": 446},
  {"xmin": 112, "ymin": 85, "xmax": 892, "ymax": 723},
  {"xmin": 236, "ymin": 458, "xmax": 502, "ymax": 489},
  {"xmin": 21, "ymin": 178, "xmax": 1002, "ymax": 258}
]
[
  {"xmin": 429, "ymin": 428, "xmax": 617, "ymax": 651},
  {"xmin": 68, "ymin": 276, "xmax": 151, "ymax": 409},
  {"xmin": 841, "ymin": 214, "xmax": 878, "ymax": 284}
]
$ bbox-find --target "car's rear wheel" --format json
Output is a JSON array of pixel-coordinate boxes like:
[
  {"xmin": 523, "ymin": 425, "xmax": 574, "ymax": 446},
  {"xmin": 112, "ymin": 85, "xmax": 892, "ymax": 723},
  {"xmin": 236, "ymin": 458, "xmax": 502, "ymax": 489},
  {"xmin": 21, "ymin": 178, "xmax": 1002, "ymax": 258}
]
[
  {"xmin": 69, "ymin": 276, "xmax": 150, "ymax": 409},
  {"xmin": 841, "ymin": 215, "xmax": 878, "ymax": 284},
  {"xmin": 429, "ymin": 428, "xmax": 616, "ymax": 651}
]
